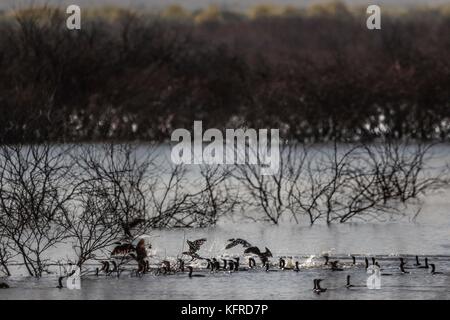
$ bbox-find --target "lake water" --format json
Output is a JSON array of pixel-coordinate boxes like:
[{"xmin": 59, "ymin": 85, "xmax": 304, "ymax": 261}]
[
  {"xmin": 0, "ymin": 145, "xmax": 449, "ymax": 300},
  {"xmin": 1, "ymin": 192, "xmax": 450, "ymax": 299}
]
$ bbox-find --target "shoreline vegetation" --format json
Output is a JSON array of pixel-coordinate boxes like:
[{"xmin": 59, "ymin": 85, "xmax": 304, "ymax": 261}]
[{"xmin": 0, "ymin": 1, "xmax": 449, "ymax": 143}]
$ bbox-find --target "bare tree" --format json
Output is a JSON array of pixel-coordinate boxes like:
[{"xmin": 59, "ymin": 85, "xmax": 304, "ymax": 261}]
[
  {"xmin": 0, "ymin": 144, "xmax": 74, "ymax": 277},
  {"xmin": 74, "ymin": 143, "xmax": 155, "ymax": 239},
  {"xmin": 234, "ymin": 143, "xmax": 306, "ymax": 224},
  {"xmin": 186, "ymin": 165, "xmax": 238, "ymax": 226}
]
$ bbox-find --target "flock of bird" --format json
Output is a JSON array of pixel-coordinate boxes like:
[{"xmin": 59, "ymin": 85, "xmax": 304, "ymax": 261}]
[
  {"xmin": 89, "ymin": 236, "xmax": 447, "ymax": 295},
  {"xmin": 0, "ymin": 236, "xmax": 446, "ymax": 293}
]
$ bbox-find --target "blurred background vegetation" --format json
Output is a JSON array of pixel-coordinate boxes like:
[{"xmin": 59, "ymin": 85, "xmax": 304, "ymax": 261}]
[{"xmin": 0, "ymin": 1, "xmax": 449, "ymax": 143}]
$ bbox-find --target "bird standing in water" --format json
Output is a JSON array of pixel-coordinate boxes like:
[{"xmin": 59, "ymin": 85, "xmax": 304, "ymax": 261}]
[
  {"xmin": 345, "ymin": 275, "xmax": 354, "ymax": 288},
  {"xmin": 414, "ymin": 256, "xmax": 421, "ymax": 266},
  {"xmin": 313, "ymin": 279, "xmax": 327, "ymax": 294},
  {"xmin": 430, "ymin": 264, "xmax": 442, "ymax": 275},
  {"xmin": 187, "ymin": 266, "xmax": 205, "ymax": 278},
  {"xmin": 419, "ymin": 257, "xmax": 429, "ymax": 269}
]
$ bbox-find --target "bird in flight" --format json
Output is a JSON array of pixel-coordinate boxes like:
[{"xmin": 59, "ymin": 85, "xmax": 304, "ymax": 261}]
[
  {"xmin": 182, "ymin": 238, "xmax": 207, "ymax": 261},
  {"xmin": 244, "ymin": 246, "xmax": 273, "ymax": 265},
  {"xmin": 225, "ymin": 238, "xmax": 252, "ymax": 250}
]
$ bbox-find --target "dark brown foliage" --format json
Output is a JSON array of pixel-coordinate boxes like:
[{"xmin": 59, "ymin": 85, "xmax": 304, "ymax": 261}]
[{"xmin": 0, "ymin": 8, "xmax": 449, "ymax": 143}]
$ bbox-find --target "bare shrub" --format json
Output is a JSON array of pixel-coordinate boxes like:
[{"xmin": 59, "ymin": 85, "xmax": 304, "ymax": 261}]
[{"xmin": 0, "ymin": 144, "xmax": 74, "ymax": 277}]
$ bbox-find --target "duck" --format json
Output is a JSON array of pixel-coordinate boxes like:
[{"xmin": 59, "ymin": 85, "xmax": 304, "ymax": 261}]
[
  {"xmin": 211, "ymin": 258, "xmax": 220, "ymax": 272},
  {"xmin": 57, "ymin": 276, "xmax": 64, "ymax": 289},
  {"xmin": 279, "ymin": 258, "xmax": 286, "ymax": 269},
  {"xmin": 264, "ymin": 262, "xmax": 277, "ymax": 272},
  {"xmin": 430, "ymin": 264, "xmax": 442, "ymax": 275},
  {"xmin": 294, "ymin": 261, "xmax": 300, "ymax": 272},
  {"xmin": 419, "ymin": 257, "xmax": 429, "ymax": 269},
  {"xmin": 228, "ymin": 260, "xmax": 235, "ymax": 272},
  {"xmin": 222, "ymin": 259, "xmax": 228, "ymax": 270},
  {"xmin": 313, "ymin": 279, "xmax": 327, "ymax": 294},
  {"xmin": 187, "ymin": 266, "xmax": 205, "ymax": 278},
  {"xmin": 248, "ymin": 257, "xmax": 256, "ymax": 269},
  {"xmin": 345, "ymin": 275, "xmax": 354, "ymax": 288},
  {"xmin": 414, "ymin": 255, "xmax": 421, "ymax": 266},
  {"xmin": 400, "ymin": 261, "xmax": 410, "ymax": 274}
]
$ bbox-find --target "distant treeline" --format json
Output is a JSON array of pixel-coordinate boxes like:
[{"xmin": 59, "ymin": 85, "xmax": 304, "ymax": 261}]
[{"xmin": 0, "ymin": 3, "xmax": 449, "ymax": 143}]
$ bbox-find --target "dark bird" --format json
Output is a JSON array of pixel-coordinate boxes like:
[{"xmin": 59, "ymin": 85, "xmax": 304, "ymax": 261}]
[
  {"xmin": 187, "ymin": 266, "xmax": 205, "ymax": 278},
  {"xmin": 234, "ymin": 257, "xmax": 241, "ymax": 271},
  {"xmin": 323, "ymin": 255, "xmax": 329, "ymax": 266},
  {"xmin": 244, "ymin": 246, "xmax": 272, "ymax": 265},
  {"xmin": 248, "ymin": 257, "xmax": 256, "ymax": 269},
  {"xmin": 330, "ymin": 260, "xmax": 343, "ymax": 271},
  {"xmin": 211, "ymin": 258, "xmax": 220, "ymax": 271},
  {"xmin": 279, "ymin": 258, "xmax": 286, "ymax": 269},
  {"xmin": 206, "ymin": 258, "xmax": 212, "ymax": 270},
  {"xmin": 182, "ymin": 238, "xmax": 207, "ymax": 261},
  {"xmin": 57, "ymin": 276, "xmax": 64, "ymax": 289},
  {"xmin": 264, "ymin": 262, "xmax": 278, "ymax": 272},
  {"xmin": 365, "ymin": 257, "xmax": 369, "ymax": 269},
  {"xmin": 351, "ymin": 255, "xmax": 356, "ymax": 265},
  {"xmin": 128, "ymin": 239, "xmax": 148, "ymax": 274},
  {"xmin": 0, "ymin": 282, "xmax": 10, "ymax": 289},
  {"xmin": 222, "ymin": 259, "xmax": 228, "ymax": 270},
  {"xmin": 244, "ymin": 246, "xmax": 262, "ymax": 256},
  {"xmin": 414, "ymin": 255, "xmax": 421, "ymax": 266},
  {"xmin": 294, "ymin": 261, "xmax": 300, "ymax": 272},
  {"xmin": 177, "ymin": 258, "xmax": 185, "ymax": 272},
  {"xmin": 187, "ymin": 238, "xmax": 207, "ymax": 253},
  {"xmin": 100, "ymin": 261, "xmax": 110, "ymax": 274},
  {"xmin": 313, "ymin": 279, "xmax": 327, "ymax": 294},
  {"xmin": 419, "ymin": 257, "xmax": 429, "ymax": 269},
  {"xmin": 372, "ymin": 257, "xmax": 376, "ymax": 265},
  {"xmin": 400, "ymin": 261, "xmax": 410, "ymax": 274},
  {"xmin": 111, "ymin": 261, "xmax": 118, "ymax": 273},
  {"xmin": 228, "ymin": 260, "xmax": 235, "ymax": 272},
  {"xmin": 233, "ymin": 261, "xmax": 239, "ymax": 271},
  {"xmin": 225, "ymin": 238, "xmax": 252, "ymax": 250},
  {"xmin": 345, "ymin": 275, "xmax": 353, "ymax": 288},
  {"xmin": 430, "ymin": 264, "xmax": 442, "ymax": 275}
]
